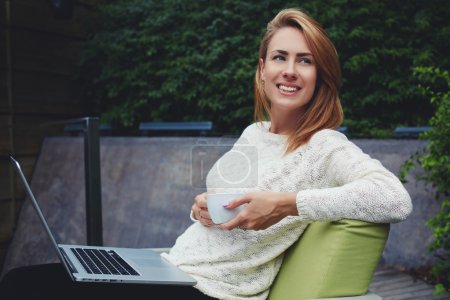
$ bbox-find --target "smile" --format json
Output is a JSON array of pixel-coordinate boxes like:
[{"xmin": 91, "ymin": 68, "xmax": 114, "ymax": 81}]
[{"xmin": 277, "ymin": 84, "xmax": 301, "ymax": 93}]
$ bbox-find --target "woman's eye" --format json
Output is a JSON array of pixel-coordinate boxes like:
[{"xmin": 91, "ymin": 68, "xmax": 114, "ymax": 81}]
[
  {"xmin": 298, "ymin": 57, "xmax": 312, "ymax": 64},
  {"xmin": 273, "ymin": 55, "xmax": 285, "ymax": 61}
]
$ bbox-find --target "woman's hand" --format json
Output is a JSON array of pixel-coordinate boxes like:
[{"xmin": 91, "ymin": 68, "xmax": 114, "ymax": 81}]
[
  {"xmin": 191, "ymin": 192, "xmax": 216, "ymax": 227},
  {"xmin": 220, "ymin": 192, "xmax": 298, "ymax": 231}
]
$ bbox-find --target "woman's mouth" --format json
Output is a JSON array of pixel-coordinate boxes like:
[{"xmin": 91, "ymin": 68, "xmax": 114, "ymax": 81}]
[{"xmin": 277, "ymin": 84, "xmax": 301, "ymax": 94}]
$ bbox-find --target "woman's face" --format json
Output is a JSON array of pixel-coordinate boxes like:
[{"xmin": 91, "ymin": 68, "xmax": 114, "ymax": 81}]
[{"xmin": 260, "ymin": 27, "xmax": 317, "ymax": 114}]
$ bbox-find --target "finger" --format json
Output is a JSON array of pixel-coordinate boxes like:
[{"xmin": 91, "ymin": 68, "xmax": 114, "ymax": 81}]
[
  {"xmin": 195, "ymin": 193, "xmax": 208, "ymax": 209},
  {"xmin": 203, "ymin": 210, "xmax": 212, "ymax": 220},
  {"xmin": 198, "ymin": 210, "xmax": 213, "ymax": 221},
  {"xmin": 201, "ymin": 218, "xmax": 215, "ymax": 227},
  {"xmin": 220, "ymin": 215, "xmax": 244, "ymax": 231},
  {"xmin": 191, "ymin": 204, "xmax": 198, "ymax": 216},
  {"xmin": 203, "ymin": 219, "xmax": 215, "ymax": 227},
  {"xmin": 201, "ymin": 192, "xmax": 211, "ymax": 207},
  {"xmin": 224, "ymin": 195, "xmax": 251, "ymax": 209}
]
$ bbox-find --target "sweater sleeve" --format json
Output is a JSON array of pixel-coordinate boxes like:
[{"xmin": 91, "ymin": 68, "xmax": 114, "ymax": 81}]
[{"xmin": 296, "ymin": 130, "xmax": 413, "ymax": 223}]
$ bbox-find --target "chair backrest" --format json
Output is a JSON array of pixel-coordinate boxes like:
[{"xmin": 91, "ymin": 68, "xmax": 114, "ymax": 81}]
[{"xmin": 268, "ymin": 219, "xmax": 390, "ymax": 300}]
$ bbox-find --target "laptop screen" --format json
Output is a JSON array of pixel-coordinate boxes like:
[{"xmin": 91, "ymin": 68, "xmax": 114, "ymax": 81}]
[{"xmin": 10, "ymin": 156, "xmax": 75, "ymax": 279}]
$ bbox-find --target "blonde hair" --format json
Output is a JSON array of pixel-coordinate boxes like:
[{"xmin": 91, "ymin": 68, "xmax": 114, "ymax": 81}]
[{"xmin": 254, "ymin": 8, "xmax": 343, "ymax": 152}]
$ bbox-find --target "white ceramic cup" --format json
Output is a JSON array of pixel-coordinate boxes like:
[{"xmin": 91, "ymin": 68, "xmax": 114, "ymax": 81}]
[{"xmin": 206, "ymin": 193, "xmax": 246, "ymax": 224}]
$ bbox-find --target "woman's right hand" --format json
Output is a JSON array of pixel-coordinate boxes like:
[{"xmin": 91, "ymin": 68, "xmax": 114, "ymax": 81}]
[{"xmin": 191, "ymin": 192, "xmax": 215, "ymax": 227}]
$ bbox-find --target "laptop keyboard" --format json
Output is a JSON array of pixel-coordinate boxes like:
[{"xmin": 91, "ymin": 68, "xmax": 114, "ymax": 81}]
[{"xmin": 70, "ymin": 248, "xmax": 139, "ymax": 276}]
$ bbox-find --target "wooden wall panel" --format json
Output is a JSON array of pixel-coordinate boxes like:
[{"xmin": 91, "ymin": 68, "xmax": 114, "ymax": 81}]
[
  {"xmin": 0, "ymin": 0, "xmax": 97, "ymax": 38},
  {"xmin": 1, "ymin": 77, "xmax": 83, "ymax": 117},
  {"xmin": 11, "ymin": 70, "xmax": 83, "ymax": 115},
  {"xmin": 10, "ymin": 27, "xmax": 84, "ymax": 75},
  {"xmin": 0, "ymin": 0, "xmax": 102, "ymax": 273},
  {"xmin": 1, "ymin": 156, "xmax": 35, "ymax": 200},
  {"xmin": 0, "ymin": 28, "xmax": 6, "ymax": 69},
  {"xmin": 0, "ymin": 72, "xmax": 8, "ymax": 112},
  {"xmin": 0, "ymin": 115, "xmax": 69, "ymax": 154},
  {"xmin": 0, "ymin": 159, "xmax": 13, "ymax": 199},
  {"xmin": 1, "ymin": 114, "xmax": 52, "ymax": 200},
  {"xmin": 0, "ymin": 115, "xmax": 12, "ymax": 153},
  {"xmin": 0, "ymin": 198, "xmax": 14, "ymax": 242}
]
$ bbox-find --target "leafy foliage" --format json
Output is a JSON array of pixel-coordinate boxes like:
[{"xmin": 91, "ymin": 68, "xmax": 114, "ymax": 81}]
[
  {"xmin": 419, "ymin": 68, "xmax": 450, "ymax": 294},
  {"xmin": 77, "ymin": 0, "xmax": 450, "ymax": 136},
  {"xmin": 400, "ymin": 67, "xmax": 450, "ymax": 294},
  {"xmin": 309, "ymin": 1, "xmax": 450, "ymax": 137}
]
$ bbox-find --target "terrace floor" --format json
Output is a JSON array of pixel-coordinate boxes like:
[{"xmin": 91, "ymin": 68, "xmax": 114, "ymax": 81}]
[{"xmin": 369, "ymin": 266, "xmax": 450, "ymax": 299}]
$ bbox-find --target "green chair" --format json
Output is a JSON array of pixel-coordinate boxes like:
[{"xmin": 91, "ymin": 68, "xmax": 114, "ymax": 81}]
[
  {"xmin": 152, "ymin": 219, "xmax": 389, "ymax": 299},
  {"xmin": 268, "ymin": 219, "xmax": 389, "ymax": 300}
]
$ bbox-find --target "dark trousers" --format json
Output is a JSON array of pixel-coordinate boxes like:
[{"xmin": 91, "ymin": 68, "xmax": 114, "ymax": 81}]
[{"xmin": 0, "ymin": 263, "xmax": 216, "ymax": 300}]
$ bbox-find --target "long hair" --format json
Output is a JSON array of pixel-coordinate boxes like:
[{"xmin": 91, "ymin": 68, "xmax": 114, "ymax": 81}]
[{"xmin": 254, "ymin": 8, "xmax": 343, "ymax": 152}]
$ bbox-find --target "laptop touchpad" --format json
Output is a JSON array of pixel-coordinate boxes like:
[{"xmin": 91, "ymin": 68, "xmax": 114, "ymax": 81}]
[{"xmin": 132, "ymin": 258, "xmax": 169, "ymax": 269}]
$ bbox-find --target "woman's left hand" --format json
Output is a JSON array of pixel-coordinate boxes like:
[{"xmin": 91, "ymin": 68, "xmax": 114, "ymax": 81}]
[{"xmin": 219, "ymin": 192, "xmax": 298, "ymax": 231}]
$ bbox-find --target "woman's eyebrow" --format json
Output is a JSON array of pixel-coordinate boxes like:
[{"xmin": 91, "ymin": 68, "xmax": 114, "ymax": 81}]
[{"xmin": 271, "ymin": 49, "xmax": 313, "ymax": 57}]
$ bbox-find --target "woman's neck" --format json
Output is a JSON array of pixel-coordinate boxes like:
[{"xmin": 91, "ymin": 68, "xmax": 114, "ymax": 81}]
[{"xmin": 269, "ymin": 108, "xmax": 302, "ymax": 135}]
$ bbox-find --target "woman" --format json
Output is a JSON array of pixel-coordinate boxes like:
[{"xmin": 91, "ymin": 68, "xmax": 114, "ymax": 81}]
[
  {"xmin": 160, "ymin": 7, "xmax": 412, "ymax": 300},
  {"xmin": 0, "ymin": 7, "xmax": 412, "ymax": 300}
]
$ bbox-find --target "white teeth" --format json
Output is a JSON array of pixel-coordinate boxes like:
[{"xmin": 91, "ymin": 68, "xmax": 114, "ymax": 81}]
[{"xmin": 279, "ymin": 85, "xmax": 298, "ymax": 92}]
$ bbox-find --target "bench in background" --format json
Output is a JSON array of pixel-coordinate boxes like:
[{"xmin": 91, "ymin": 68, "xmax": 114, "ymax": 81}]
[{"xmin": 139, "ymin": 121, "xmax": 213, "ymax": 136}]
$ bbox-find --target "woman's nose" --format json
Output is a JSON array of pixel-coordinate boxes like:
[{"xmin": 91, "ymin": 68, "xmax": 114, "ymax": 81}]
[{"xmin": 282, "ymin": 62, "xmax": 298, "ymax": 80}]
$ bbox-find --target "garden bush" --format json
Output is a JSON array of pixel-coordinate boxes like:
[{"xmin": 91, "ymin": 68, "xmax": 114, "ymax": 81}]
[
  {"xmin": 400, "ymin": 67, "xmax": 450, "ymax": 294},
  {"xmin": 77, "ymin": 0, "xmax": 449, "ymax": 136}
]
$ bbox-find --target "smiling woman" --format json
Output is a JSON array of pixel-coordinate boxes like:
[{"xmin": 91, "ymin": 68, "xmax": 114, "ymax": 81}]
[{"xmin": 254, "ymin": 9, "xmax": 343, "ymax": 153}]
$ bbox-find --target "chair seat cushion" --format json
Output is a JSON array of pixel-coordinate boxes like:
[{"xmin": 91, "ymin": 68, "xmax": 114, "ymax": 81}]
[{"xmin": 267, "ymin": 219, "xmax": 389, "ymax": 300}]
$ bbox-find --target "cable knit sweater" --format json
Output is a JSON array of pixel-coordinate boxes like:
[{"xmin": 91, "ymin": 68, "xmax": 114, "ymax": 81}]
[{"xmin": 161, "ymin": 122, "xmax": 412, "ymax": 300}]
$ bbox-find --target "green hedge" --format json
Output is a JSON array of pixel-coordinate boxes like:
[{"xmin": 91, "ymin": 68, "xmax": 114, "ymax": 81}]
[
  {"xmin": 401, "ymin": 67, "xmax": 450, "ymax": 295},
  {"xmin": 77, "ymin": 0, "xmax": 450, "ymax": 137}
]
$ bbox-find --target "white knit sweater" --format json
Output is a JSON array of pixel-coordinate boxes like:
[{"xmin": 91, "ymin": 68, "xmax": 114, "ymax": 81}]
[{"xmin": 161, "ymin": 122, "xmax": 412, "ymax": 300}]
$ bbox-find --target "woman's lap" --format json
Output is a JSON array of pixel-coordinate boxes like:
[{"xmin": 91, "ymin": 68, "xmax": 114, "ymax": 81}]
[{"xmin": 0, "ymin": 263, "xmax": 214, "ymax": 300}]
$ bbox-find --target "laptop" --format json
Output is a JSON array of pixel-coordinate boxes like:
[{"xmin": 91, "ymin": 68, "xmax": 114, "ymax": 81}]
[{"xmin": 10, "ymin": 155, "xmax": 197, "ymax": 286}]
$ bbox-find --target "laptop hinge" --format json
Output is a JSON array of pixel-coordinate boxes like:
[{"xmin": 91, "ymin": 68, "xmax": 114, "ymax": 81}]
[{"xmin": 59, "ymin": 247, "xmax": 78, "ymax": 273}]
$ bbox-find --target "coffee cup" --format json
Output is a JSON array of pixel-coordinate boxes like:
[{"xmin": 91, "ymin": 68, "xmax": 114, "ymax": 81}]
[{"xmin": 206, "ymin": 193, "xmax": 246, "ymax": 224}]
